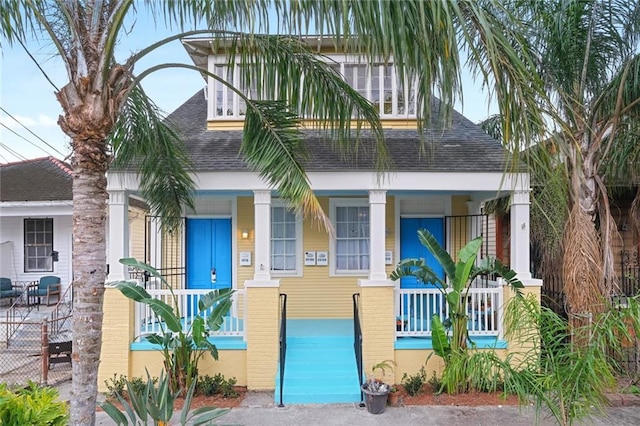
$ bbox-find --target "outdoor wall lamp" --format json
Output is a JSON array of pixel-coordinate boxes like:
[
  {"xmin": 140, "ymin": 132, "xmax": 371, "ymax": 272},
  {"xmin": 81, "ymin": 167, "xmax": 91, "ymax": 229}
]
[{"xmin": 241, "ymin": 229, "xmax": 250, "ymax": 239}]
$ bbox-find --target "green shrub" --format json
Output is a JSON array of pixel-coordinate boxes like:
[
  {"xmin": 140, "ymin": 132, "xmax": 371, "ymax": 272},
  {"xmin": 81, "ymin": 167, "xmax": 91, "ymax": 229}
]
[
  {"xmin": 196, "ymin": 373, "xmax": 238, "ymax": 398},
  {"xmin": 104, "ymin": 373, "xmax": 128, "ymax": 399},
  {"xmin": 129, "ymin": 375, "xmax": 157, "ymax": 396},
  {"xmin": 401, "ymin": 367, "xmax": 427, "ymax": 396},
  {"xmin": 219, "ymin": 375, "xmax": 238, "ymax": 398},
  {"xmin": 197, "ymin": 374, "xmax": 222, "ymax": 396},
  {"xmin": 624, "ymin": 384, "xmax": 640, "ymax": 395},
  {"xmin": 0, "ymin": 382, "xmax": 69, "ymax": 426},
  {"xmin": 428, "ymin": 370, "xmax": 441, "ymax": 391}
]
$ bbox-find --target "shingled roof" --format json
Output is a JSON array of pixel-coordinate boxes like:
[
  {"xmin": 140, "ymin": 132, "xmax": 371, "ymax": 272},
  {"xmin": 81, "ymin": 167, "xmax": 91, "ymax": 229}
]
[
  {"xmin": 166, "ymin": 91, "xmax": 509, "ymax": 173},
  {"xmin": 0, "ymin": 157, "xmax": 72, "ymax": 202}
]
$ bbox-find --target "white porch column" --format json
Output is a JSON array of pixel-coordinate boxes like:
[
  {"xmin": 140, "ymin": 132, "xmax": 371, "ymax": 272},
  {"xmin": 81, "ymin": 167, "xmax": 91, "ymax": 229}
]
[
  {"xmin": 368, "ymin": 190, "xmax": 387, "ymax": 281},
  {"xmin": 252, "ymin": 190, "xmax": 272, "ymax": 281},
  {"xmin": 359, "ymin": 191, "xmax": 394, "ymax": 380},
  {"xmin": 244, "ymin": 190, "xmax": 280, "ymax": 390},
  {"xmin": 107, "ymin": 190, "xmax": 129, "ymax": 281},
  {"xmin": 510, "ymin": 190, "xmax": 532, "ymax": 281}
]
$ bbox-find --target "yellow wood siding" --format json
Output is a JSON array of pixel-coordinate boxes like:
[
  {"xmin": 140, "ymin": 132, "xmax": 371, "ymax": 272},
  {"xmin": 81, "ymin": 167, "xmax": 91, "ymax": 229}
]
[
  {"xmin": 236, "ymin": 196, "xmax": 396, "ymax": 318},
  {"xmin": 161, "ymin": 226, "xmax": 184, "ymax": 289},
  {"xmin": 280, "ymin": 197, "xmax": 355, "ymax": 318},
  {"xmin": 486, "ymin": 215, "xmax": 497, "ymax": 257},
  {"xmin": 449, "ymin": 195, "xmax": 470, "ymax": 259},
  {"xmin": 128, "ymin": 205, "xmax": 147, "ymax": 262},
  {"xmin": 236, "ymin": 197, "xmax": 254, "ymax": 291},
  {"xmin": 207, "ymin": 118, "xmax": 418, "ymax": 131}
]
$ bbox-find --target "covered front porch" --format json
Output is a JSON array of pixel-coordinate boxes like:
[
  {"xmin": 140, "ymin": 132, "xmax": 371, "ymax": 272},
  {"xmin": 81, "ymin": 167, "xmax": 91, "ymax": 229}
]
[
  {"xmin": 127, "ymin": 280, "xmax": 506, "ymax": 344},
  {"xmin": 100, "ymin": 172, "xmax": 541, "ymax": 401}
]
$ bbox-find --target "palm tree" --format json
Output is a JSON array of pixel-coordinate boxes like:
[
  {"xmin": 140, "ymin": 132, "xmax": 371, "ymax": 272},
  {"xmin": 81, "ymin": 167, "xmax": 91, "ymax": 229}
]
[
  {"xmin": 497, "ymin": 0, "xmax": 640, "ymax": 318},
  {"xmin": 0, "ymin": 1, "xmax": 543, "ymax": 424}
]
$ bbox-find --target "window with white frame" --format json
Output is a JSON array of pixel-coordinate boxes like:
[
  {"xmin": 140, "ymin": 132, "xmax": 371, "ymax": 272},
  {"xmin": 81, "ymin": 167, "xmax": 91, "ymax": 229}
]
[
  {"xmin": 271, "ymin": 204, "xmax": 301, "ymax": 274},
  {"xmin": 24, "ymin": 218, "xmax": 53, "ymax": 272},
  {"xmin": 332, "ymin": 199, "xmax": 370, "ymax": 273},
  {"xmin": 210, "ymin": 57, "xmax": 417, "ymax": 120}
]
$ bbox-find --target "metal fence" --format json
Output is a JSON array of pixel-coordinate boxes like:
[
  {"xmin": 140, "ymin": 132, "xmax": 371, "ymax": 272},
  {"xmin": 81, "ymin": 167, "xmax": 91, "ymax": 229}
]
[
  {"xmin": 0, "ymin": 316, "xmax": 72, "ymax": 387},
  {"xmin": 617, "ymin": 250, "xmax": 640, "ymax": 376},
  {"xmin": 538, "ymin": 249, "xmax": 640, "ymax": 376}
]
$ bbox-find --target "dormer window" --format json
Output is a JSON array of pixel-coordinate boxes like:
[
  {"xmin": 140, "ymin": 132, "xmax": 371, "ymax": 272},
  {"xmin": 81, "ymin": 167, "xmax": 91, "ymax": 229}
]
[{"xmin": 208, "ymin": 55, "xmax": 417, "ymax": 120}]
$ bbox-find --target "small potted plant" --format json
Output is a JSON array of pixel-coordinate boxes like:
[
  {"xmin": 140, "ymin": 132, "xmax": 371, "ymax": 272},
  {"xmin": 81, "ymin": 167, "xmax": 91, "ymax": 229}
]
[
  {"xmin": 388, "ymin": 386, "xmax": 400, "ymax": 406},
  {"xmin": 361, "ymin": 360, "xmax": 395, "ymax": 414}
]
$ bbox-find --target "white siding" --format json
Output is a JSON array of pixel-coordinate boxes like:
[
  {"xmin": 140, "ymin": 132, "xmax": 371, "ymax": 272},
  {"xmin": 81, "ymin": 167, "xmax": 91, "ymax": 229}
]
[{"xmin": 0, "ymin": 215, "xmax": 72, "ymax": 298}]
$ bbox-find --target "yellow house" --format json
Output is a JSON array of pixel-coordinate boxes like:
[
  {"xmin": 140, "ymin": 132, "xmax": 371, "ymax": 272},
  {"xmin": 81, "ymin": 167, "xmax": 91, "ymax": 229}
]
[{"xmin": 100, "ymin": 37, "xmax": 541, "ymax": 404}]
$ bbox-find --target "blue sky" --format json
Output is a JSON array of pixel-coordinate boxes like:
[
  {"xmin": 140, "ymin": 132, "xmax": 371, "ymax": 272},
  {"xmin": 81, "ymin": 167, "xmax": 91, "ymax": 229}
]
[{"xmin": 0, "ymin": 16, "xmax": 496, "ymax": 164}]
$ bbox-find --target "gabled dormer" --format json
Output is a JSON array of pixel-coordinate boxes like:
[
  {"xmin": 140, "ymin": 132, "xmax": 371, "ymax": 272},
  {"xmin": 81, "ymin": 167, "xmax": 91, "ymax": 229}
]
[{"xmin": 182, "ymin": 37, "xmax": 419, "ymax": 130}]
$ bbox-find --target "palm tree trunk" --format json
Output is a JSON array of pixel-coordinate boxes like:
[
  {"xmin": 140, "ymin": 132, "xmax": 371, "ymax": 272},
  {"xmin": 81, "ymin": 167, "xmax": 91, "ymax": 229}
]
[
  {"xmin": 563, "ymin": 142, "xmax": 605, "ymax": 317},
  {"xmin": 69, "ymin": 144, "xmax": 109, "ymax": 425}
]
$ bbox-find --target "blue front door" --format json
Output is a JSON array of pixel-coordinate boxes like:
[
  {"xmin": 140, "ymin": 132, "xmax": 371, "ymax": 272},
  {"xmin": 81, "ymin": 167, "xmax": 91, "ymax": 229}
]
[
  {"xmin": 399, "ymin": 218, "xmax": 445, "ymax": 324},
  {"xmin": 186, "ymin": 218, "xmax": 232, "ymax": 290},
  {"xmin": 399, "ymin": 217, "xmax": 445, "ymax": 288}
]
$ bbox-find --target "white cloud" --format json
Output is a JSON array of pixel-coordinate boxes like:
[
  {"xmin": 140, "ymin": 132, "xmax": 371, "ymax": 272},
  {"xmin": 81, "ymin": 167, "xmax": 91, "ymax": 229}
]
[
  {"xmin": 38, "ymin": 114, "xmax": 59, "ymax": 127},
  {"xmin": 0, "ymin": 113, "xmax": 59, "ymax": 129}
]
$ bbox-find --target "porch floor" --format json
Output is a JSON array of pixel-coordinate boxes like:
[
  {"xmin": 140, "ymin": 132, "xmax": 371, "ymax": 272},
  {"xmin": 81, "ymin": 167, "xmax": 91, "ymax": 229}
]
[{"xmin": 286, "ymin": 318, "xmax": 354, "ymax": 337}]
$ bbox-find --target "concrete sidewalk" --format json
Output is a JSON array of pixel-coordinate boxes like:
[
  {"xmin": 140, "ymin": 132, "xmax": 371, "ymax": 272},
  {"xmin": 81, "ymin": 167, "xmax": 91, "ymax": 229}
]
[{"xmin": 55, "ymin": 381, "xmax": 640, "ymax": 425}]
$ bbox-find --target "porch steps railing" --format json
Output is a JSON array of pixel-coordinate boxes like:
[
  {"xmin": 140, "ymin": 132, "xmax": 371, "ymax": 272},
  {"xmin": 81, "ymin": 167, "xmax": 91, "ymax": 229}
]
[
  {"xmin": 274, "ymin": 319, "xmax": 361, "ymax": 404},
  {"xmin": 352, "ymin": 293, "xmax": 364, "ymax": 405},
  {"xmin": 277, "ymin": 293, "xmax": 287, "ymax": 407}
]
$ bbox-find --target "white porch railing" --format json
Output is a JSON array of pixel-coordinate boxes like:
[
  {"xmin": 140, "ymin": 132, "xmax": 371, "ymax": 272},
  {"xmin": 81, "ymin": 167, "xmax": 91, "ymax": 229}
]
[
  {"xmin": 136, "ymin": 289, "xmax": 246, "ymax": 340},
  {"xmin": 395, "ymin": 284, "xmax": 503, "ymax": 338}
]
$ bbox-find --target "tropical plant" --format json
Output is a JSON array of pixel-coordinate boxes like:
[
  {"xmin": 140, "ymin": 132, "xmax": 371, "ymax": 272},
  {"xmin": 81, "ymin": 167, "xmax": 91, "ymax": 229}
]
[
  {"xmin": 0, "ymin": 1, "xmax": 545, "ymax": 423},
  {"xmin": 390, "ymin": 230, "xmax": 524, "ymax": 361},
  {"xmin": 504, "ymin": 293, "xmax": 640, "ymax": 426},
  {"xmin": 499, "ymin": 0, "xmax": 640, "ymax": 318},
  {"xmin": 111, "ymin": 258, "xmax": 233, "ymax": 394},
  {"xmin": 99, "ymin": 369, "xmax": 228, "ymax": 426},
  {"xmin": 363, "ymin": 359, "xmax": 396, "ymax": 395},
  {"xmin": 371, "ymin": 359, "xmax": 396, "ymax": 380},
  {"xmin": 0, "ymin": 381, "xmax": 69, "ymax": 426}
]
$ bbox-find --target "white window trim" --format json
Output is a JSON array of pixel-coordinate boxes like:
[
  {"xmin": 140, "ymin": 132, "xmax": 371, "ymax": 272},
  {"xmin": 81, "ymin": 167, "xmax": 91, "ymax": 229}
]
[
  {"xmin": 329, "ymin": 198, "xmax": 370, "ymax": 277},
  {"xmin": 24, "ymin": 217, "xmax": 54, "ymax": 273},
  {"xmin": 270, "ymin": 200, "xmax": 303, "ymax": 277},
  {"xmin": 207, "ymin": 53, "xmax": 417, "ymax": 120}
]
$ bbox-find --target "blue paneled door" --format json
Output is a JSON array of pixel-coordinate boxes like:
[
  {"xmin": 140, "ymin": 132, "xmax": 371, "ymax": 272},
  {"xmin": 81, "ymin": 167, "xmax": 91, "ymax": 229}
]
[
  {"xmin": 399, "ymin": 217, "xmax": 445, "ymax": 288},
  {"xmin": 399, "ymin": 218, "xmax": 445, "ymax": 325},
  {"xmin": 186, "ymin": 218, "xmax": 232, "ymax": 290}
]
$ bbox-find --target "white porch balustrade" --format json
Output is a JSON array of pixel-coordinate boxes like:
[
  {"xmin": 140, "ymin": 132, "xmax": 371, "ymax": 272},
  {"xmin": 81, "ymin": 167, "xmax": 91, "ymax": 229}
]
[
  {"xmin": 135, "ymin": 289, "xmax": 246, "ymax": 339},
  {"xmin": 395, "ymin": 284, "xmax": 503, "ymax": 338}
]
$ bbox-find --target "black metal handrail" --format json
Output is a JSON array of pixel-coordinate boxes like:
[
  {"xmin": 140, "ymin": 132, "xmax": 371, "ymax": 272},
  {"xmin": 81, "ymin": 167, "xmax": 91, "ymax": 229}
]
[
  {"xmin": 353, "ymin": 293, "xmax": 364, "ymax": 405},
  {"xmin": 50, "ymin": 283, "xmax": 73, "ymax": 336},
  {"xmin": 278, "ymin": 293, "xmax": 287, "ymax": 407}
]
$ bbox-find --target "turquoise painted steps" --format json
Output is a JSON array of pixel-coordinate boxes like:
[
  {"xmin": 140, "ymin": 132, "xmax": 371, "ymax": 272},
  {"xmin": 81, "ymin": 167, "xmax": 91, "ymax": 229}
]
[{"xmin": 275, "ymin": 319, "xmax": 362, "ymax": 405}]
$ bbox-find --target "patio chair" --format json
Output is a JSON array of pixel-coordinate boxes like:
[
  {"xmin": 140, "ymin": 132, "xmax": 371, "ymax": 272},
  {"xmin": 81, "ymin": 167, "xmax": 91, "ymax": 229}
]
[
  {"xmin": 0, "ymin": 277, "xmax": 23, "ymax": 305},
  {"xmin": 28, "ymin": 275, "xmax": 61, "ymax": 306}
]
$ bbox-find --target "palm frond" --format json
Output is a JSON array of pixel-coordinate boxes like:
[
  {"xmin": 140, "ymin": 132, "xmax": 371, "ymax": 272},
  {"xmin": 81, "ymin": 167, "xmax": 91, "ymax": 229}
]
[
  {"xmin": 110, "ymin": 84, "xmax": 195, "ymax": 231},
  {"xmin": 211, "ymin": 34, "xmax": 389, "ymax": 171},
  {"xmin": 145, "ymin": 0, "xmax": 273, "ymax": 33},
  {"xmin": 242, "ymin": 100, "xmax": 330, "ymax": 230},
  {"xmin": 282, "ymin": 1, "xmax": 544, "ymax": 156}
]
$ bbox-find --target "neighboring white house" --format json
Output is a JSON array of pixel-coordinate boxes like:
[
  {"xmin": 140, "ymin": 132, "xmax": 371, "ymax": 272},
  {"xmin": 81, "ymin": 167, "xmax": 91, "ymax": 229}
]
[{"xmin": 0, "ymin": 157, "xmax": 74, "ymax": 296}]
